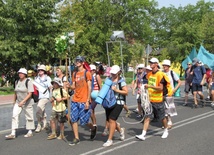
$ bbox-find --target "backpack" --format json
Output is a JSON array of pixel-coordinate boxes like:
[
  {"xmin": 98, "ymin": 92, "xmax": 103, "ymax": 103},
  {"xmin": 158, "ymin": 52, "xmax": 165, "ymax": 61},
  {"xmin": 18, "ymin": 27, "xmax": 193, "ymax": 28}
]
[
  {"xmin": 74, "ymin": 70, "xmax": 95, "ymax": 92},
  {"xmin": 15, "ymin": 79, "xmax": 39, "ymax": 102},
  {"xmin": 161, "ymin": 72, "xmax": 173, "ymax": 97},
  {"xmin": 102, "ymin": 78, "xmax": 125, "ymax": 109},
  {"xmin": 60, "ymin": 87, "xmax": 68, "ymax": 108}
]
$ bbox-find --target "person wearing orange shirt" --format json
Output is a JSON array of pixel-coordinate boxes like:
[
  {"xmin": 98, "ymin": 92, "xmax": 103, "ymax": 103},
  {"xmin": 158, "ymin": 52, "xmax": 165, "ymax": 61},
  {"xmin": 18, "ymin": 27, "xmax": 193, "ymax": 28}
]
[{"xmin": 68, "ymin": 56, "xmax": 97, "ymax": 146}]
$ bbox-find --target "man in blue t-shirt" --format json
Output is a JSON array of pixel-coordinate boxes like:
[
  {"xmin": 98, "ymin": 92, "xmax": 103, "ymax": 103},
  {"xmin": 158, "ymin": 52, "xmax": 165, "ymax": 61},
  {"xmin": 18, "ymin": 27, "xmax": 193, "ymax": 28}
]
[{"xmin": 190, "ymin": 58, "xmax": 206, "ymax": 108}]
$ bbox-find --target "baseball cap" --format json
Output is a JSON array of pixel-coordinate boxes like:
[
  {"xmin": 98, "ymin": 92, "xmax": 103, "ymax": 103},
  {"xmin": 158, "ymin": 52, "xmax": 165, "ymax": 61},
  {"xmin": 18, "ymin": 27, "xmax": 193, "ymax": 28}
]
[
  {"xmin": 75, "ymin": 55, "xmax": 85, "ymax": 62},
  {"xmin": 162, "ymin": 59, "xmax": 171, "ymax": 66},
  {"xmin": 90, "ymin": 64, "xmax": 96, "ymax": 70},
  {"xmin": 192, "ymin": 58, "xmax": 200, "ymax": 65},
  {"xmin": 110, "ymin": 65, "xmax": 120, "ymax": 74},
  {"xmin": 18, "ymin": 68, "xmax": 27, "ymax": 75}
]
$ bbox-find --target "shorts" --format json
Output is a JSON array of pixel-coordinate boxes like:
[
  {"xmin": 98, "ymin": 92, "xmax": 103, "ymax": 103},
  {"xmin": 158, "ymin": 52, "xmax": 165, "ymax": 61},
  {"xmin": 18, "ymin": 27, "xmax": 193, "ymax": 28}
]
[
  {"xmin": 105, "ymin": 104, "xmax": 123, "ymax": 121},
  {"xmin": 50, "ymin": 110, "xmax": 67, "ymax": 123},
  {"xmin": 70, "ymin": 102, "xmax": 91, "ymax": 125},
  {"xmin": 184, "ymin": 83, "xmax": 191, "ymax": 93},
  {"xmin": 211, "ymin": 83, "xmax": 214, "ymax": 90},
  {"xmin": 145, "ymin": 102, "xmax": 165, "ymax": 121},
  {"xmin": 192, "ymin": 83, "xmax": 203, "ymax": 92}
]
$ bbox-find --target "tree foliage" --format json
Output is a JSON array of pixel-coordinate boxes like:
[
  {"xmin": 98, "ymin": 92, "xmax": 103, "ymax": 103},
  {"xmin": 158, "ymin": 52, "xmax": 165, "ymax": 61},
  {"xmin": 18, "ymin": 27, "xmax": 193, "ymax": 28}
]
[{"xmin": 1, "ymin": 0, "xmax": 214, "ymax": 84}]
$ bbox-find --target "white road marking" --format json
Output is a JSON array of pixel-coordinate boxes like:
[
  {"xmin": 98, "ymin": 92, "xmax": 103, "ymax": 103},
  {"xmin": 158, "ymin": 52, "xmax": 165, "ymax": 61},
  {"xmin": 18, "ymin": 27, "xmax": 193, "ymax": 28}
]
[{"xmin": 80, "ymin": 110, "xmax": 214, "ymax": 155}]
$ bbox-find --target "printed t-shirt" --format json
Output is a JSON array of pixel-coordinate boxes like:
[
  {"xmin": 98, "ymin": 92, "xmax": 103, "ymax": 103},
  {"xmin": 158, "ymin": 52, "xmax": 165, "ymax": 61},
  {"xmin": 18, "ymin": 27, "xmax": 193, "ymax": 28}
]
[{"xmin": 72, "ymin": 70, "xmax": 92, "ymax": 102}]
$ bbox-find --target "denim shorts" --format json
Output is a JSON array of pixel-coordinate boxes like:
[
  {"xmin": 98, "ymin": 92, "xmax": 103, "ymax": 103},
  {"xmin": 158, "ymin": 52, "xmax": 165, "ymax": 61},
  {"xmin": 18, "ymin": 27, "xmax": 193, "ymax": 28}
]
[
  {"xmin": 70, "ymin": 102, "xmax": 91, "ymax": 125},
  {"xmin": 192, "ymin": 83, "xmax": 203, "ymax": 92}
]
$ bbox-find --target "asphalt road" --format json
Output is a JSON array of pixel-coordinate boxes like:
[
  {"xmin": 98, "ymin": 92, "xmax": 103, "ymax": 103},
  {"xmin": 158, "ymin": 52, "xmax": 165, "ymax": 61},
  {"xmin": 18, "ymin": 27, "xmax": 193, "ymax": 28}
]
[{"xmin": 0, "ymin": 85, "xmax": 214, "ymax": 155}]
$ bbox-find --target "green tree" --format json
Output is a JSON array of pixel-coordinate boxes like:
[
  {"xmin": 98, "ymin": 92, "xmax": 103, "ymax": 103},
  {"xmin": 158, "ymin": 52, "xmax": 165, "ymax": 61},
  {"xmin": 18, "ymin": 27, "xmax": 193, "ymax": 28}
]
[{"xmin": 0, "ymin": 0, "xmax": 60, "ymax": 74}]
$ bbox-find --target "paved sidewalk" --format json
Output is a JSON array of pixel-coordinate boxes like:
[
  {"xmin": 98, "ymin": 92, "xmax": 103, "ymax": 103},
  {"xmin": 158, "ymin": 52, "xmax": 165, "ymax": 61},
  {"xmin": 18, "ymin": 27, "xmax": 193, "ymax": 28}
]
[{"xmin": 0, "ymin": 94, "xmax": 14, "ymax": 105}]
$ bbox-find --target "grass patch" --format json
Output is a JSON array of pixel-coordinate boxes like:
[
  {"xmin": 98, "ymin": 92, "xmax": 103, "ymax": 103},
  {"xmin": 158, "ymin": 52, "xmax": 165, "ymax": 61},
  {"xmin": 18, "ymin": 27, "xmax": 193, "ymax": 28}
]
[{"xmin": 0, "ymin": 87, "xmax": 14, "ymax": 95}]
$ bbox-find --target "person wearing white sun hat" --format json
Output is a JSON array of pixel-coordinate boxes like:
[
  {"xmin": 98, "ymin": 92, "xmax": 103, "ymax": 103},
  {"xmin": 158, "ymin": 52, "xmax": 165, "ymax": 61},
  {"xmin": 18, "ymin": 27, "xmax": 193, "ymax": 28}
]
[
  {"xmin": 162, "ymin": 59, "xmax": 181, "ymax": 129},
  {"xmin": 34, "ymin": 64, "xmax": 52, "ymax": 133},
  {"xmin": 5, "ymin": 68, "xmax": 35, "ymax": 139}
]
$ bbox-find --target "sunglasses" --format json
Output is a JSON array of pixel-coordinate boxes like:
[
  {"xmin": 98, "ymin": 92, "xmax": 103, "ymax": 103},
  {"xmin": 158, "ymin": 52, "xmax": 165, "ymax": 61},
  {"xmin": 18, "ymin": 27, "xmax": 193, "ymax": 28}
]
[
  {"xmin": 188, "ymin": 64, "xmax": 191, "ymax": 65},
  {"xmin": 138, "ymin": 68, "xmax": 143, "ymax": 69}
]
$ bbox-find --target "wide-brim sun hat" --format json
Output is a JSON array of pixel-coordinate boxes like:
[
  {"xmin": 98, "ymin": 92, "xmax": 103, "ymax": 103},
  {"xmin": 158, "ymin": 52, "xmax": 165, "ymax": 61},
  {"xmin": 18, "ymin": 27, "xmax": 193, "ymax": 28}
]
[
  {"xmin": 162, "ymin": 59, "xmax": 171, "ymax": 66},
  {"xmin": 51, "ymin": 77, "xmax": 63, "ymax": 87},
  {"xmin": 37, "ymin": 64, "xmax": 46, "ymax": 71},
  {"xmin": 18, "ymin": 68, "xmax": 27, "ymax": 75},
  {"xmin": 110, "ymin": 65, "xmax": 120, "ymax": 74},
  {"xmin": 137, "ymin": 64, "xmax": 145, "ymax": 69}
]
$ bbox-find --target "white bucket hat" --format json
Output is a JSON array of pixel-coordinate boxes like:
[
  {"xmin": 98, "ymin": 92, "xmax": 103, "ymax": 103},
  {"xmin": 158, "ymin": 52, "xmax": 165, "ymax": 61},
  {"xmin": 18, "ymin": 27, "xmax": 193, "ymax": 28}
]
[
  {"xmin": 110, "ymin": 65, "xmax": 120, "ymax": 74},
  {"xmin": 51, "ymin": 77, "xmax": 63, "ymax": 87},
  {"xmin": 18, "ymin": 68, "xmax": 27, "ymax": 75},
  {"xmin": 37, "ymin": 65, "xmax": 46, "ymax": 71},
  {"xmin": 162, "ymin": 60, "xmax": 171, "ymax": 66},
  {"xmin": 137, "ymin": 64, "xmax": 145, "ymax": 69}
]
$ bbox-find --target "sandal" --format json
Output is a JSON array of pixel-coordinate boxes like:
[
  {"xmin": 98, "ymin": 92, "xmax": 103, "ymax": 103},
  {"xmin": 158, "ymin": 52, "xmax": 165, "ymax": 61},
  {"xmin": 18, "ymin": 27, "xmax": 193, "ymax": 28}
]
[
  {"xmin": 5, "ymin": 134, "xmax": 16, "ymax": 139},
  {"xmin": 24, "ymin": 133, "xmax": 33, "ymax": 138}
]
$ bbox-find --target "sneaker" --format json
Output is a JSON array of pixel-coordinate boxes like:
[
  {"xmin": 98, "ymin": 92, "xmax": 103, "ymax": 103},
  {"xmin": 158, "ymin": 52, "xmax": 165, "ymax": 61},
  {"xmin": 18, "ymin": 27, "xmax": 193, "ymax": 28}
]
[
  {"xmin": 102, "ymin": 128, "xmax": 109, "ymax": 136},
  {"xmin": 103, "ymin": 140, "xmax": 113, "ymax": 147},
  {"xmin": 24, "ymin": 133, "xmax": 33, "ymax": 138},
  {"xmin": 120, "ymin": 128, "xmax": 125, "ymax": 141},
  {"xmin": 211, "ymin": 102, "xmax": 214, "ymax": 107},
  {"xmin": 135, "ymin": 134, "xmax": 146, "ymax": 141},
  {"xmin": 57, "ymin": 134, "xmax": 65, "ymax": 140},
  {"xmin": 133, "ymin": 109, "xmax": 138, "ymax": 114},
  {"xmin": 161, "ymin": 130, "xmax": 169, "ymax": 139},
  {"xmin": 90, "ymin": 126, "xmax": 97, "ymax": 140},
  {"xmin": 35, "ymin": 125, "xmax": 41, "ymax": 133},
  {"xmin": 125, "ymin": 111, "xmax": 131, "ymax": 117},
  {"xmin": 183, "ymin": 103, "xmax": 187, "ymax": 106},
  {"xmin": 69, "ymin": 138, "xmax": 80, "ymax": 146},
  {"xmin": 47, "ymin": 134, "xmax": 57, "ymax": 140},
  {"xmin": 136, "ymin": 114, "xmax": 143, "ymax": 118},
  {"xmin": 192, "ymin": 104, "xmax": 198, "ymax": 109},
  {"xmin": 201, "ymin": 101, "xmax": 206, "ymax": 108},
  {"xmin": 5, "ymin": 134, "xmax": 16, "ymax": 140}
]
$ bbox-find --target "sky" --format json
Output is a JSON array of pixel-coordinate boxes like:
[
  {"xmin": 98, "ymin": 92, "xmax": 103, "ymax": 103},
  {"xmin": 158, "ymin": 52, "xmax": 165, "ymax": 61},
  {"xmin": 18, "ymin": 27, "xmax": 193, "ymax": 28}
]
[{"xmin": 157, "ymin": 0, "xmax": 214, "ymax": 8}]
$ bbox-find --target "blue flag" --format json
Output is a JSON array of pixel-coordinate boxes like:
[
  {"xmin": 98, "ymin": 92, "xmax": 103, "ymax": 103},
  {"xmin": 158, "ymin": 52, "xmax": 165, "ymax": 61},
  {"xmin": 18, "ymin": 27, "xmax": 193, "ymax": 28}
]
[
  {"xmin": 182, "ymin": 56, "xmax": 192, "ymax": 70},
  {"xmin": 189, "ymin": 47, "xmax": 197, "ymax": 61},
  {"xmin": 197, "ymin": 45, "xmax": 214, "ymax": 70}
]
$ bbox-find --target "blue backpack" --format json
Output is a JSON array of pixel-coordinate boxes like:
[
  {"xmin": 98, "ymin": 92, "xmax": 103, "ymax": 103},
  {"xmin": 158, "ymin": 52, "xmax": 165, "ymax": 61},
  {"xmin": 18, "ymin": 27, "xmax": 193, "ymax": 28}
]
[{"xmin": 102, "ymin": 78, "xmax": 124, "ymax": 109}]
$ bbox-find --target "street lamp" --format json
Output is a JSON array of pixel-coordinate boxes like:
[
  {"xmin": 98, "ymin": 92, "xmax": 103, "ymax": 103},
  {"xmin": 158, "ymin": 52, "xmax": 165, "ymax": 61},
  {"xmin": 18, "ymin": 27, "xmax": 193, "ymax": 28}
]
[{"xmin": 106, "ymin": 31, "xmax": 125, "ymax": 76}]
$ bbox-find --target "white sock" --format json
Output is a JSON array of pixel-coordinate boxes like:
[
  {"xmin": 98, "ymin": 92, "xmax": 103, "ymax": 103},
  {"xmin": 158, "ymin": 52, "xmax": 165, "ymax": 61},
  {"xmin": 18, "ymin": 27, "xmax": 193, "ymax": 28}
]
[
  {"xmin": 11, "ymin": 129, "xmax": 16, "ymax": 135},
  {"xmin": 164, "ymin": 128, "xmax": 168, "ymax": 132},
  {"xmin": 142, "ymin": 130, "xmax": 146, "ymax": 136}
]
